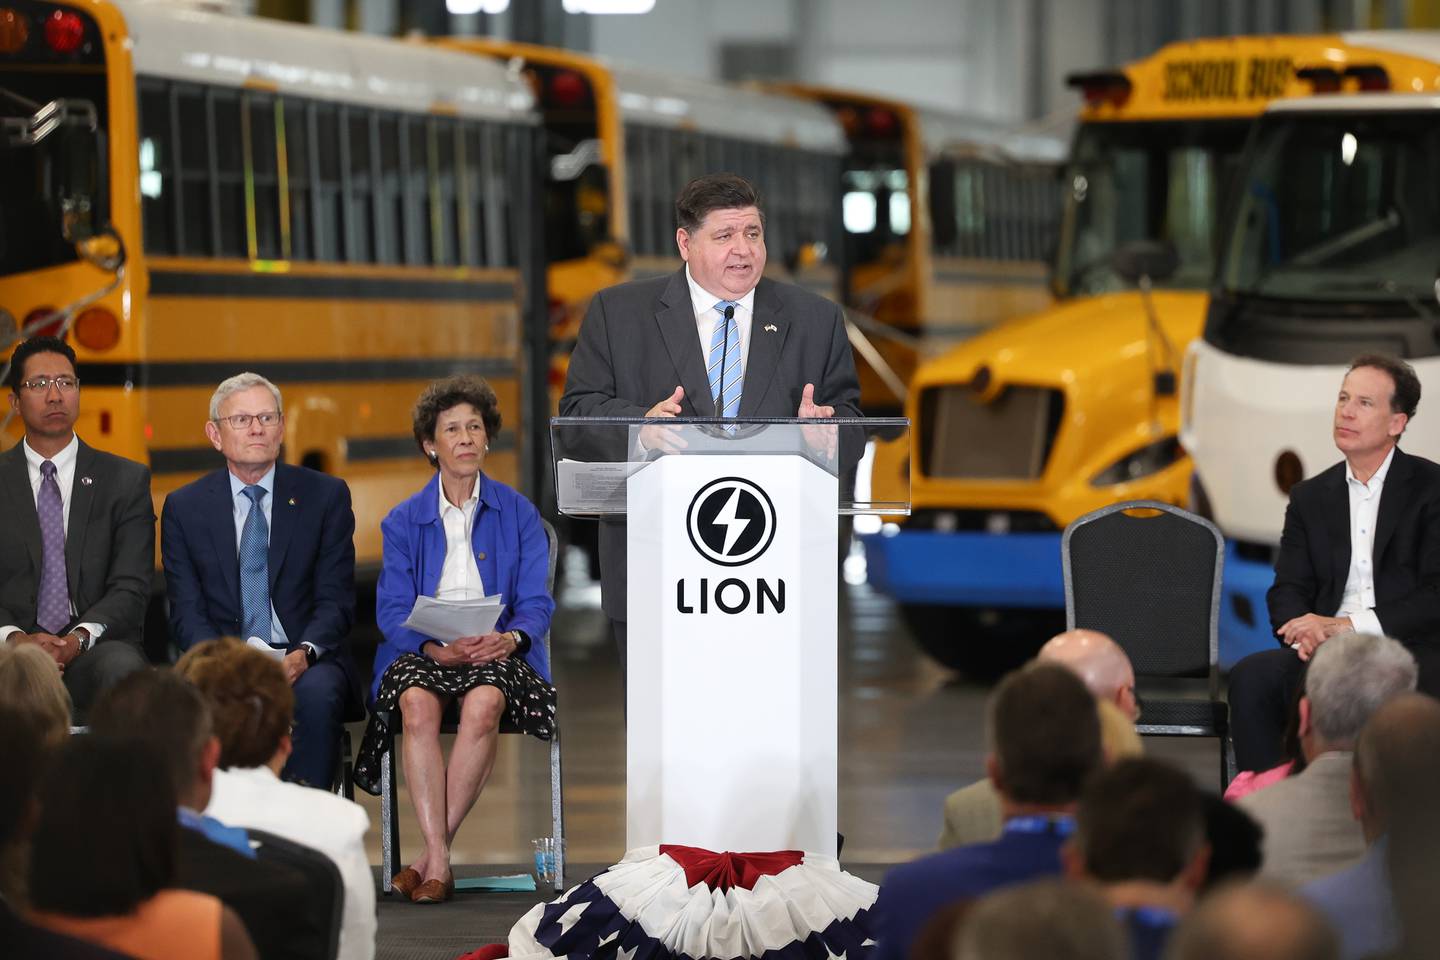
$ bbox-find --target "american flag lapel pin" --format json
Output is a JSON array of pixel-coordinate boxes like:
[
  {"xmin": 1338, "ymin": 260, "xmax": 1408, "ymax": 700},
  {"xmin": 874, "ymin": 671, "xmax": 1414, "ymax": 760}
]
[
  {"xmin": 764, "ymin": 323, "xmax": 778, "ymax": 333},
  {"xmin": 80, "ymin": 476, "xmax": 93, "ymax": 486}
]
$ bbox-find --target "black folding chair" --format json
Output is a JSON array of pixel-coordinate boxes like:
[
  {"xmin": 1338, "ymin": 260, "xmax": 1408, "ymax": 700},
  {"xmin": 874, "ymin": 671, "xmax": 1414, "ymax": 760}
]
[
  {"xmin": 250, "ymin": 828, "xmax": 345, "ymax": 960},
  {"xmin": 377, "ymin": 518, "xmax": 565, "ymax": 893},
  {"xmin": 1062, "ymin": 500, "xmax": 1233, "ymax": 790}
]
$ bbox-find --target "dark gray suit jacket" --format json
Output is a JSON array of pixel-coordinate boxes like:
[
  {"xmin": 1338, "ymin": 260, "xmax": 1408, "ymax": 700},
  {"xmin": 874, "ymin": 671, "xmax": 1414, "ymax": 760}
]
[
  {"xmin": 560, "ymin": 269, "xmax": 862, "ymax": 620},
  {"xmin": 0, "ymin": 438, "xmax": 154, "ymax": 644}
]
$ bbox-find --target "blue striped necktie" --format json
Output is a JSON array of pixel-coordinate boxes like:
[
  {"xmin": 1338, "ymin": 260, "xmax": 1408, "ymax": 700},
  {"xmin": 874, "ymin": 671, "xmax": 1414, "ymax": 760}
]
[
  {"xmin": 707, "ymin": 300, "xmax": 742, "ymax": 418},
  {"xmin": 239, "ymin": 485, "xmax": 272, "ymax": 644}
]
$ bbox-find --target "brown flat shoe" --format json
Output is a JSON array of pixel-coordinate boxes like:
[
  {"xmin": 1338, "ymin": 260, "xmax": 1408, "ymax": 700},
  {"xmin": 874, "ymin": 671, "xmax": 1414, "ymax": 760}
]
[
  {"xmin": 411, "ymin": 871, "xmax": 453, "ymax": 904},
  {"xmin": 391, "ymin": 868, "xmax": 422, "ymax": 899}
]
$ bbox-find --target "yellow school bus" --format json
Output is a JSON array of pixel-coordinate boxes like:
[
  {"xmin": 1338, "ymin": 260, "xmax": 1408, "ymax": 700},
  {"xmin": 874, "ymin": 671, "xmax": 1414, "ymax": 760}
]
[
  {"xmin": 862, "ymin": 33, "xmax": 1440, "ymax": 674},
  {"xmin": 0, "ymin": 1, "xmax": 542, "ymax": 628},
  {"xmin": 435, "ymin": 40, "xmax": 849, "ymax": 413},
  {"xmin": 771, "ymin": 85, "xmax": 1067, "ymax": 415}
]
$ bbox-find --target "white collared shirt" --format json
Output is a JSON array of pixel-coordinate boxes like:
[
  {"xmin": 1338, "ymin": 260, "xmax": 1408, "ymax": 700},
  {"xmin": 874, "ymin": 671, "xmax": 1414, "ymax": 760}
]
[
  {"xmin": 229, "ymin": 465, "xmax": 290, "ymax": 647},
  {"xmin": 0, "ymin": 435, "xmax": 104, "ymax": 642},
  {"xmin": 1335, "ymin": 446, "xmax": 1393, "ymax": 636},
  {"xmin": 687, "ymin": 265, "xmax": 757, "ymax": 383},
  {"xmin": 436, "ymin": 478, "xmax": 486, "ymax": 601}
]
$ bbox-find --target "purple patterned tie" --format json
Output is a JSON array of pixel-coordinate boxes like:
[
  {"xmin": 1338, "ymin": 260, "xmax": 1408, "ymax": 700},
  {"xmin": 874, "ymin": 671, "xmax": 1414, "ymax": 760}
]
[{"xmin": 36, "ymin": 460, "xmax": 70, "ymax": 635}]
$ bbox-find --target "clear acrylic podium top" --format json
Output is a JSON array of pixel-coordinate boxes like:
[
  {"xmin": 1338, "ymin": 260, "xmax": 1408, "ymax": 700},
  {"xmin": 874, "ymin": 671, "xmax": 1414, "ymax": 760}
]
[{"xmin": 550, "ymin": 416, "xmax": 909, "ymax": 518}]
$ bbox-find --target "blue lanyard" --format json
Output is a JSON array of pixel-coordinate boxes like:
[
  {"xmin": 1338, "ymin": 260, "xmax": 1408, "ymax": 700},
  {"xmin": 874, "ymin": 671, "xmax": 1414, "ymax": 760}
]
[{"xmin": 1003, "ymin": 815, "xmax": 1076, "ymax": 838}]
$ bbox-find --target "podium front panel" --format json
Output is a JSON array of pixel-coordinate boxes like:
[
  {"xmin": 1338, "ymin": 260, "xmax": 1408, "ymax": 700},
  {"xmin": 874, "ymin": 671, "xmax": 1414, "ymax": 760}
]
[{"xmin": 627, "ymin": 454, "xmax": 838, "ymax": 855}]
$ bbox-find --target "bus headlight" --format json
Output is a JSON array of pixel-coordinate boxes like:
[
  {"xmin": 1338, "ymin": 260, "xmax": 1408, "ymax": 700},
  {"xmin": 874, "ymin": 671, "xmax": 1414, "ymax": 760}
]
[{"xmin": 1090, "ymin": 436, "xmax": 1183, "ymax": 487}]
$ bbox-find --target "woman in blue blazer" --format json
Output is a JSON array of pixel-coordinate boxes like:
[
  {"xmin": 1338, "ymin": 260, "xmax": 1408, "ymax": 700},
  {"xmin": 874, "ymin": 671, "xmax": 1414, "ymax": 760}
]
[{"xmin": 353, "ymin": 375, "xmax": 555, "ymax": 903}]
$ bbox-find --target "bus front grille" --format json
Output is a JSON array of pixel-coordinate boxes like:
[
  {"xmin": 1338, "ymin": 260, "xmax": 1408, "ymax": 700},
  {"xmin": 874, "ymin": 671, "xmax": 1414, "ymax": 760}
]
[{"xmin": 918, "ymin": 384, "xmax": 1065, "ymax": 481}]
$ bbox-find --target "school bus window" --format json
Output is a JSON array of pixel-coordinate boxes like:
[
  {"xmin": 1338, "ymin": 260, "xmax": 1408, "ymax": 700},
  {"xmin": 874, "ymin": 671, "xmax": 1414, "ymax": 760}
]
[
  {"xmin": 373, "ymin": 113, "xmax": 399, "ymax": 264},
  {"xmin": 248, "ymin": 93, "xmax": 281, "ymax": 260},
  {"xmin": 212, "ymin": 89, "xmax": 245, "ymax": 258},
  {"xmin": 483, "ymin": 123, "xmax": 512, "ymax": 267},
  {"xmin": 461, "ymin": 123, "xmax": 487, "ymax": 267},
  {"xmin": 138, "ymin": 79, "xmax": 175, "ymax": 256},
  {"xmin": 402, "ymin": 116, "xmax": 429, "ymax": 266},
  {"xmin": 312, "ymin": 102, "xmax": 343, "ymax": 262},
  {"xmin": 434, "ymin": 118, "xmax": 460, "ymax": 268},
  {"xmin": 344, "ymin": 107, "xmax": 375, "ymax": 263},
  {"xmin": 175, "ymin": 85, "xmax": 210, "ymax": 256},
  {"xmin": 284, "ymin": 98, "xmax": 313, "ymax": 261}
]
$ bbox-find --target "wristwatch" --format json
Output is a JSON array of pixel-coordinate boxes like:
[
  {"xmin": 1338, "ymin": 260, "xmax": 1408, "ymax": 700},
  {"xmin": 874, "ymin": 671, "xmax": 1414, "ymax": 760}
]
[
  {"xmin": 302, "ymin": 643, "xmax": 319, "ymax": 667},
  {"xmin": 71, "ymin": 627, "xmax": 93, "ymax": 654}
]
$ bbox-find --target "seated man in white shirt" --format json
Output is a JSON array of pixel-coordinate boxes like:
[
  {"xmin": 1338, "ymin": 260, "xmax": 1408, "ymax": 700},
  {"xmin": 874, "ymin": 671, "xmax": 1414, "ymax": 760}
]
[
  {"xmin": 177, "ymin": 639, "xmax": 375, "ymax": 960},
  {"xmin": 1237, "ymin": 631, "xmax": 1416, "ymax": 889},
  {"xmin": 1229, "ymin": 355, "xmax": 1440, "ymax": 772}
]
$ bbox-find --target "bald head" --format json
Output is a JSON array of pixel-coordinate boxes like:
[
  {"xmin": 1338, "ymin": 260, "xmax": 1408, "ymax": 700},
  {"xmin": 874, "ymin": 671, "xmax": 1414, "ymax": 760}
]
[
  {"xmin": 1354, "ymin": 692, "xmax": 1440, "ymax": 834},
  {"xmin": 1167, "ymin": 882, "xmax": 1338, "ymax": 960},
  {"xmin": 1039, "ymin": 630, "xmax": 1137, "ymax": 720}
]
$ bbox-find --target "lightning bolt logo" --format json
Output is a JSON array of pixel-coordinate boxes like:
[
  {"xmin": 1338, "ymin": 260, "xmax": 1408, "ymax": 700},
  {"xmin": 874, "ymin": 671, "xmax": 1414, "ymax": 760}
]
[{"xmin": 713, "ymin": 487, "xmax": 751, "ymax": 556}]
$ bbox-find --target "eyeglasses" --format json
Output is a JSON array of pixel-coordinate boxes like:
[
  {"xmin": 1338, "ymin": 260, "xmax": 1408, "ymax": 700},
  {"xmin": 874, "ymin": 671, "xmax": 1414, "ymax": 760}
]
[
  {"xmin": 20, "ymin": 376, "xmax": 80, "ymax": 393},
  {"xmin": 214, "ymin": 411, "xmax": 282, "ymax": 430}
]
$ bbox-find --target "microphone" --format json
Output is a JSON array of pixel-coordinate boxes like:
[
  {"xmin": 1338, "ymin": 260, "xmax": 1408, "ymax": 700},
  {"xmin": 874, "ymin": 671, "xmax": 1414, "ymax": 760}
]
[{"xmin": 717, "ymin": 304, "xmax": 735, "ymax": 415}]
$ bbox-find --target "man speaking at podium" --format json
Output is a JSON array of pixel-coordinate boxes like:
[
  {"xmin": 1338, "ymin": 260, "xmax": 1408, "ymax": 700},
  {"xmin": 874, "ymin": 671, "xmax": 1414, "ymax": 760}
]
[{"xmin": 560, "ymin": 172, "xmax": 862, "ymax": 666}]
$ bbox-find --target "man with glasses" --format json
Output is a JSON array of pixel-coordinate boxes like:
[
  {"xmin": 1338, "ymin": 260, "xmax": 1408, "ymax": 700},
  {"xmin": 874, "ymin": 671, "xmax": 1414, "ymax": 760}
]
[
  {"xmin": 161, "ymin": 372, "xmax": 361, "ymax": 787},
  {"xmin": 0, "ymin": 335, "xmax": 152, "ymax": 717}
]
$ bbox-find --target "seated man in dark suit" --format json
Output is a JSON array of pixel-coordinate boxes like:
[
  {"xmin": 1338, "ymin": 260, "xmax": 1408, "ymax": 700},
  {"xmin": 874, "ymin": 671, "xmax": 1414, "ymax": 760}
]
[
  {"xmin": 89, "ymin": 669, "xmax": 329, "ymax": 960},
  {"xmin": 162, "ymin": 372, "xmax": 361, "ymax": 787},
  {"xmin": 871, "ymin": 664, "xmax": 1102, "ymax": 960},
  {"xmin": 1230, "ymin": 354, "xmax": 1440, "ymax": 771},
  {"xmin": 0, "ymin": 336, "xmax": 152, "ymax": 718}
]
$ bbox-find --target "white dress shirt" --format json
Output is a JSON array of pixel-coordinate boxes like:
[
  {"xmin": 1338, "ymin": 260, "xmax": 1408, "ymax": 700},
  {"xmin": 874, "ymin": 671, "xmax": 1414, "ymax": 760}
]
[
  {"xmin": 1335, "ymin": 446, "xmax": 1392, "ymax": 637},
  {"xmin": 229, "ymin": 466, "xmax": 292, "ymax": 649},
  {"xmin": 435, "ymin": 479, "xmax": 486, "ymax": 601},
  {"xmin": 687, "ymin": 265, "xmax": 756, "ymax": 383},
  {"xmin": 0, "ymin": 435, "xmax": 104, "ymax": 642},
  {"xmin": 207, "ymin": 766, "xmax": 376, "ymax": 960}
]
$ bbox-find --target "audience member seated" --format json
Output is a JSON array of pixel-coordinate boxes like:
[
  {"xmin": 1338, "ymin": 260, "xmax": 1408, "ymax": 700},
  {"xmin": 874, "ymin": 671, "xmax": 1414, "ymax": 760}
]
[
  {"xmin": 873, "ymin": 664, "xmax": 1102, "ymax": 960},
  {"xmin": 1302, "ymin": 692, "xmax": 1440, "ymax": 960},
  {"xmin": 356, "ymin": 375, "xmax": 557, "ymax": 903},
  {"xmin": 950, "ymin": 878, "xmax": 1125, "ymax": 960},
  {"xmin": 1238, "ymin": 632, "xmax": 1416, "ymax": 888},
  {"xmin": 0, "ymin": 705, "xmax": 134, "ymax": 959},
  {"xmin": 939, "ymin": 629, "xmax": 1140, "ymax": 850},
  {"xmin": 89, "ymin": 669, "xmax": 330, "ymax": 960},
  {"xmin": 1063, "ymin": 757, "xmax": 1210, "ymax": 960},
  {"xmin": 1165, "ymin": 882, "xmax": 1339, "ymax": 960},
  {"xmin": 1224, "ymin": 682, "xmax": 1305, "ymax": 802},
  {"xmin": 0, "ymin": 644, "xmax": 72, "ymax": 903},
  {"xmin": 1198, "ymin": 794, "xmax": 1263, "ymax": 892},
  {"xmin": 177, "ymin": 638, "xmax": 375, "ymax": 960},
  {"xmin": 26, "ymin": 736, "xmax": 256, "ymax": 960}
]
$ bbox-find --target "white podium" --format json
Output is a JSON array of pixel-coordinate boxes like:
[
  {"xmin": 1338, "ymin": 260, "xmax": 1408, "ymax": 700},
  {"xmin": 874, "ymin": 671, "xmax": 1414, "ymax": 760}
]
[{"xmin": 552, "ymin": 417, "xmax": 909, "ymax": 856}]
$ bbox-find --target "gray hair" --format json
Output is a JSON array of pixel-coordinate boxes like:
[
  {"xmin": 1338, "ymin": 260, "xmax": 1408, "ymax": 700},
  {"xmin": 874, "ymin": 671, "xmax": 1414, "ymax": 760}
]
[
  {"xmin": 954, "ymin": 879, "xmax": 1125, "ymax": 960},
  {"xmin": 1305, "ymin": 632, "xmax": 1417, "ymax": 745},
  {"xmin": 209, "ymin": 372, "xmax": 283, "ymax": 421}
]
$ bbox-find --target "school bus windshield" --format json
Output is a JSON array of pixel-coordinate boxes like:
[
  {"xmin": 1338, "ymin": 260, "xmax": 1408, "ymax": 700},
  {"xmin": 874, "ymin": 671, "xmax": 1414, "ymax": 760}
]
[
  {"xmin": 0, "ymin": 73, "xmax": 108, "ymax": 277},
  {"xmin": 1053, "ymin": 118, "xmax": 1250, "ymax": 297},
  {"xmin": 1218, "ymin": 110, "xmax": 1440, "ymax": 304}
]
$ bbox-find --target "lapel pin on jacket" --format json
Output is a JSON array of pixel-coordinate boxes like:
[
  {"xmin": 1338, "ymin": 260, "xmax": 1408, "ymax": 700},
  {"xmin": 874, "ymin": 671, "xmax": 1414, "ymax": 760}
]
[
  {"xmin": 80, "ymin": 476, "xmax": 93, "ymax": 486},
  {"xmin": 764, "ymin": 323, "xmax": 778, "ymax": 333},
  {"xmin": 288, "ymin": 497, "xmax": 296, "ymax": 506}
]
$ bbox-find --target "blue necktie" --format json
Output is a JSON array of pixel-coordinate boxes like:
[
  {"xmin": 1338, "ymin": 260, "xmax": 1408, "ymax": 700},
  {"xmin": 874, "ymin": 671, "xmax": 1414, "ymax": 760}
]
[
  {"xmin": 707, "ymin": 301, "xmax": 742, "ymax": 418},
  {"xmin": 239, "ymin": 485, "xmax": 272, "ymax": 644},
  {"xmin": 36, "ymin": 460, "xmax": 70, "ymax": 634}
]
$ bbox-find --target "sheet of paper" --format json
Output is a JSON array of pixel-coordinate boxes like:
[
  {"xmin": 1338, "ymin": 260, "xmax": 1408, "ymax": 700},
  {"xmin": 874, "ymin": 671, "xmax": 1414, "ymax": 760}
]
[
  {"xmin": 245, "ymin": 636, "xmax": 286, "ymax": 660},
  {"xmin": 556, "ymin": 458, "xmax": 645, "ymax": 515},
  {"xmin": 401, "ymin": 593, "xmax": 503, "ymax": 644}
]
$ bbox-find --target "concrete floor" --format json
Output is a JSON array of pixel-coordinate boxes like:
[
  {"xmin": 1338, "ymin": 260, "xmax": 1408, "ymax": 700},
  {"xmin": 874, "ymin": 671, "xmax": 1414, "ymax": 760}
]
[{"xmin": 352, "ymin": 550, "xmax": 1220, "ymax": 875}]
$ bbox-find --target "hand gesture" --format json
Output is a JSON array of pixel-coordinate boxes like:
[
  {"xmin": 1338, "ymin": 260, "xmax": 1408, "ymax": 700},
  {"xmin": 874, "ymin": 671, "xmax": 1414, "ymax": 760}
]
[
  {"xmin": 797, "ymin": 383, "xmax": 834, "ymax": 419},
  {"xmin": 640, "ymin": 386, "xmax": 689, "ymax": 453}
]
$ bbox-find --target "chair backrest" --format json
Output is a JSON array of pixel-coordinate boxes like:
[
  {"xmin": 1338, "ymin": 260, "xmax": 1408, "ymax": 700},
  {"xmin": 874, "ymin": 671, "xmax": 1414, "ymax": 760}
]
[
  {"xmin": 249, "ymin": 828, "xmax": 344, "ymax": 960},
  {"xmin": 1062, "ymin": 500, "xmax": 1223, "ymax": 680},
  {"xmin": 541, "ymin": 516, "xmax": 558, "ymax": 661}
]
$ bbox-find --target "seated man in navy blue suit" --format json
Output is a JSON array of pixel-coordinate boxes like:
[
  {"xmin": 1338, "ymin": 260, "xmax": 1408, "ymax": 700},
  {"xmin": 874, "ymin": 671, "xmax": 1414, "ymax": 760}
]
[
  {"xmin": 162, "ymin": 372, "xmax": 360, "ymax": 787},
  {"xmin": 871, "ymin": 664, "xmax": 1102, "ymax": 960}
]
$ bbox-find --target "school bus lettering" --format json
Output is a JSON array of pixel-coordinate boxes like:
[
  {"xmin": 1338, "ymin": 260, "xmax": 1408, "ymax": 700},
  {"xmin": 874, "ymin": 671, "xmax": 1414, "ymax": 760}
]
[
  {"xmin": 1245, "ymin": 57, "xmax": 1294, "ymax": 99},
  {"xmin": 1164, "ymin": 59, "xmax": 1239, "ymax": 100}
]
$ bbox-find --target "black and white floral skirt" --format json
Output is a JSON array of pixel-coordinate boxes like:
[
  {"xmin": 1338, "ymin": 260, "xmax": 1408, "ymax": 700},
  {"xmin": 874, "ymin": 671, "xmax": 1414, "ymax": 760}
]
[{"xmin": 352, "ymin": 652, "xmax": 557, "ymax": 796}]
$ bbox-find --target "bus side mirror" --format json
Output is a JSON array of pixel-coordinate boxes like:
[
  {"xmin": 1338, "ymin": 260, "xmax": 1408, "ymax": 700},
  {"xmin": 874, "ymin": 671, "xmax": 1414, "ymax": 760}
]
[
  {"xmin": 56, "ymin": 124, "xmax": 110, "ymax": 244},
  {"xmin": 76, "ymin": 227, "xmax": 126, "ymax": 273},
  {"xmin": 1111, "ymin": 239, "xmax": 1179, "ymax": 286}
]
